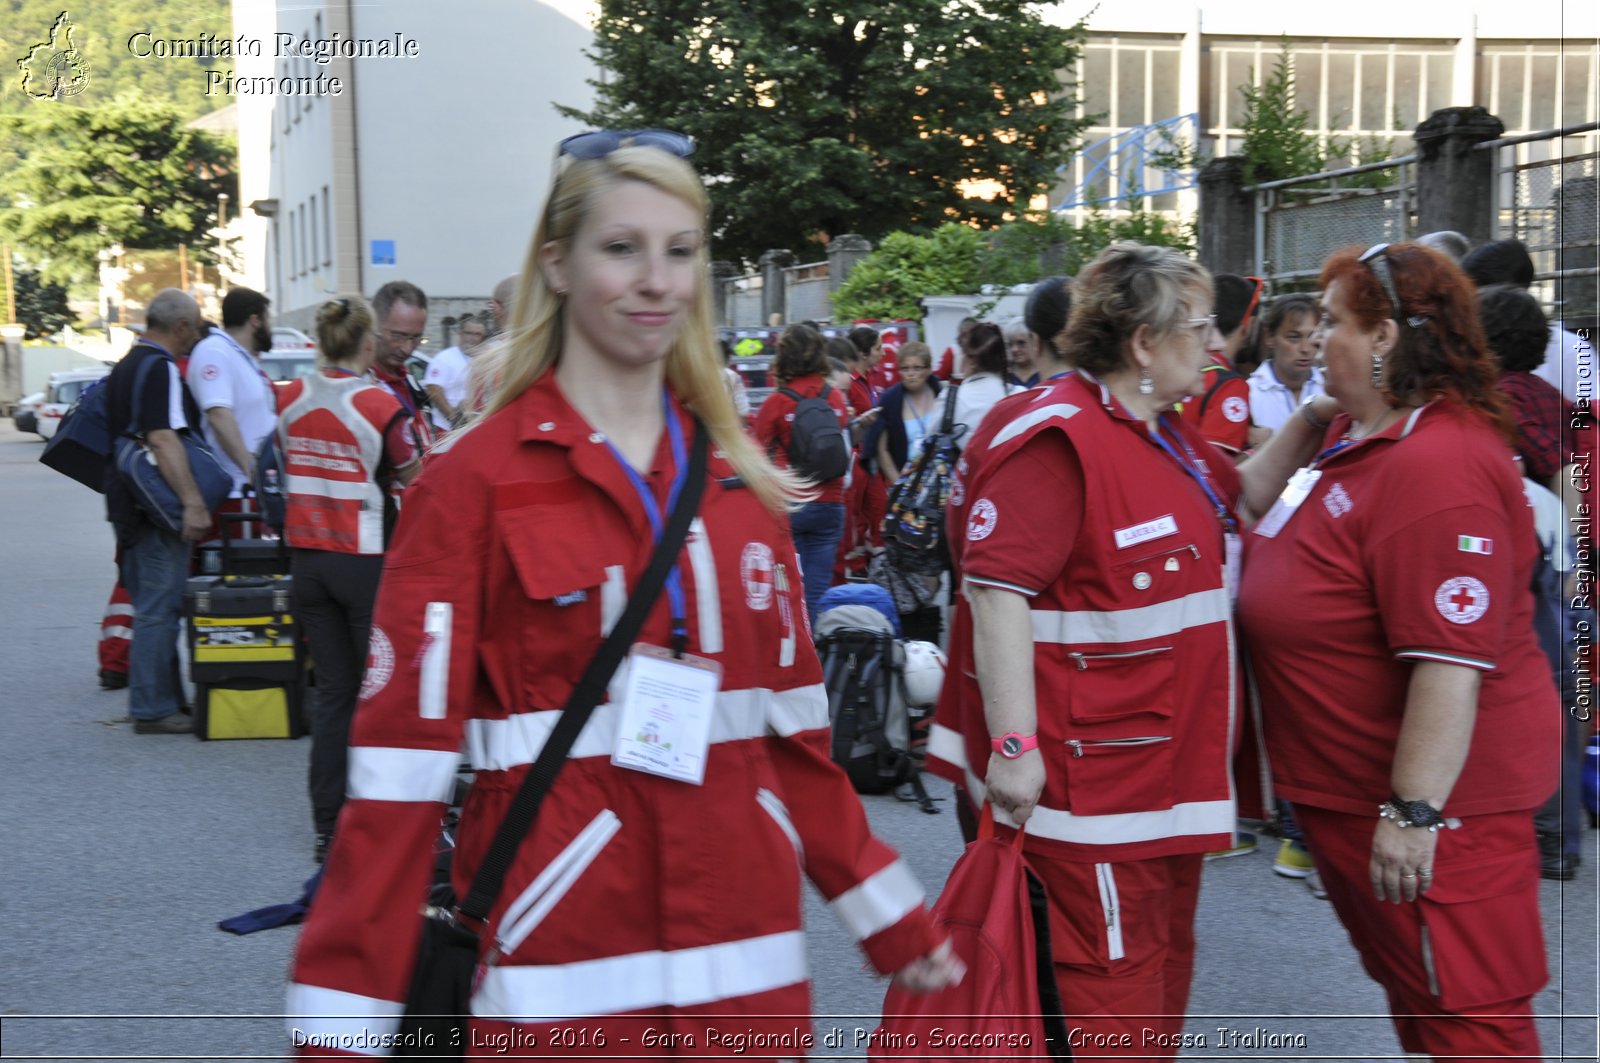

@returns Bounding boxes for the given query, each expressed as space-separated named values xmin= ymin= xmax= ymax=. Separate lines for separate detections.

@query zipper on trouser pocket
xmin=492 ymin=808 xmax=622 ymax=961
xmin=418 ymin=602 xmax=452 ymax=719
xmin=1095 ymin=862 xmax=1125 ymax=961
xmin=1067 ymin=736 xmax=1172 ymax=757
xmin=1067 ymin=646 xmax=1173 ymax=670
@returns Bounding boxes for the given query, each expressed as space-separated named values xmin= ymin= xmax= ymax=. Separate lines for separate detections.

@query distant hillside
xmin=2 ymin=0 xmax=233 ymax=120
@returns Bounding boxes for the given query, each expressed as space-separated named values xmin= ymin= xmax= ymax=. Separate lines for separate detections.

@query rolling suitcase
xmin=184 ymin=516 xmax=305 ymax=740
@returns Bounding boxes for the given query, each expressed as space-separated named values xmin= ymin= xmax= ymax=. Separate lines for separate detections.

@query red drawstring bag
xmin=871 ymin=806 xmax=1071 ymax=1060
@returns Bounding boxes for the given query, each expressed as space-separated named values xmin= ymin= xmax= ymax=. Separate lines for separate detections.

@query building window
xmin=309 ymin=191 xmax=318 ymax=273
xmin=289 ymin=205 xmax=298 ymax=278
xmin=322 ymin=185 xmax=333 ymax=267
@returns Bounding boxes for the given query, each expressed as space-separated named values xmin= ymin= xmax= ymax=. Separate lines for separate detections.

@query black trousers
xmin=292 ymin=548 xmax=385 ymax=835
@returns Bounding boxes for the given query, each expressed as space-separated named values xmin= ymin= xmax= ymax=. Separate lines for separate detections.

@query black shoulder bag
xmin=396 ymin=417 xmax=709 ymax=1057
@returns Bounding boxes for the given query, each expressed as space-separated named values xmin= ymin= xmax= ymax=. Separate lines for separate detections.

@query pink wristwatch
xmin=992 ymin=732 xmax=1039 ymax=759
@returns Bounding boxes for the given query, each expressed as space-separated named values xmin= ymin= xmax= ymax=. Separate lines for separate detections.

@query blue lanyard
xmin=1149 ymin=415 xmax=1237 ymax=535
xmin=601 ymin=391 xmax=690 ymax=653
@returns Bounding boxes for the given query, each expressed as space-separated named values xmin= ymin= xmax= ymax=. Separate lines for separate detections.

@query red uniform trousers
xmin=835 ymin=467 xmax=887 ymax=581
xmin=1033 ymin=850 xmax=1204 ymax=1060
xmin=1294 ymin=804 xmax=1546 ymax=1062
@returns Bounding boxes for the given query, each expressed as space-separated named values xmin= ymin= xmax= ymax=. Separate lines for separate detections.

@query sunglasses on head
xmin=1359 ymin=244 xmax=1429 ymax=329
xmin=557 ymin=129 xmax=695 ymax=160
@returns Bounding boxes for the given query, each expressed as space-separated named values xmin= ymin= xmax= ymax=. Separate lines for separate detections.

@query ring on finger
xmin=1400 ymin=873 xmax=1417 ymax=879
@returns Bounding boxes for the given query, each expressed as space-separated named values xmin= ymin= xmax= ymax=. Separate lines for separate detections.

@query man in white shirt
xmin=423 ymin=315 xmax=488 ymax=430
xmin=186 ymin=287 xmax=278 ymax=502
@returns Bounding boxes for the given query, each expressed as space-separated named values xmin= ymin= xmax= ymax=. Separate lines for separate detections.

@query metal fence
xmin=717 ymin=260 xmax=834 ymax=327
xmin=1483 ymin=123 xmax=1600 ymax=320
xmin=1252 ymin=156 xmax=1417 ymax=290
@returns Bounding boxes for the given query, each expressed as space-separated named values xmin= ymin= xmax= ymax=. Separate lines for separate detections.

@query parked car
xmin=36 ymin=368 xmax=111 ymax=441
xmin=13 ymin=390 xmax=44 ymax=436
xmin=271 ymin=326 xmax=317 ymax=352
xmin=259 ymin=350 xmax=318 ymax=391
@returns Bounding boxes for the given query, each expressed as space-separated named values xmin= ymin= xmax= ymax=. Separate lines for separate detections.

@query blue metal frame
xmin=1054 ymin=114 xmax=1200 ymax=211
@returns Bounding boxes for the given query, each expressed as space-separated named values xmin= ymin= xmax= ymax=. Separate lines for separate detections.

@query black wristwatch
xmin=1380 ymin=794 xmax=1446 ymax=830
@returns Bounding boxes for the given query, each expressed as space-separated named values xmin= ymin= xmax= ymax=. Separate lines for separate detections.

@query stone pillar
xmin=0 ymin=324 xmax=22 ymax=415
xmin=826 ymin=234 xmax=872 ymax=293
xmin=710 ymin=261 xmax=740 ymax=327
xmin=1413 ymin=106 xmax=1504 ymax=248
xmin=1197 ymin=156 xmax=1255 ymax=278
xmin=759 ymin=249 xmax=794 ymax=326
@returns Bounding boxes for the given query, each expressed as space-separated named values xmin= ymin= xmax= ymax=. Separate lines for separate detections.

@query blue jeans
xmin=789 ymin=502 xmax=845 ymax=625
xmin=120 ymin=524 xmax=190 ymax=720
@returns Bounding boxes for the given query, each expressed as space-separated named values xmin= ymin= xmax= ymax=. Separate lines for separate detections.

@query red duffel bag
xmin=871 ymin=806 xmax=1071 ymax=1061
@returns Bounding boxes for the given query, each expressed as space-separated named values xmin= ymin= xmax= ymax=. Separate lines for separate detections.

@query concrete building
xmin=1043 ymin=0 xmax=1598 ymax=214
xmin=229 ymin=0 xmax=597 ymax=338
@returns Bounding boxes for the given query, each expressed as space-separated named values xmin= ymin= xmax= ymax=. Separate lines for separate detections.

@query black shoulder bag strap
xmin=937 ymin=378 xmax=960 ymax=435
xmin=457 ymin=417 xmax=709 ymax=925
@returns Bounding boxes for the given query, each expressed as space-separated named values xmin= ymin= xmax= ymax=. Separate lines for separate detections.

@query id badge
xmin=1253 ymin=467 xmax=1322 ymax=539
xmin=611 ymin=644 xmax=723 ymax=785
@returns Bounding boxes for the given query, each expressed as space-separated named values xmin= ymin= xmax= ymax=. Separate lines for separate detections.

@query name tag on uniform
xmin=1113 ymin=514 xmax=1179 ymax=550
xmin=1254 ymin=468 xmax=1322 ymax=539
xmin=611 ymin=645 xmax=723 ymax=785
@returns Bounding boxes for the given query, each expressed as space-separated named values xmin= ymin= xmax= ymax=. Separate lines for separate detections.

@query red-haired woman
xmin=1237 ymin=243 xmax=1558 ymax=1058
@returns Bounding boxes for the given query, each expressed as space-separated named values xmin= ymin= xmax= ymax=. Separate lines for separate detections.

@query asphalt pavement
xmin=1 ymin=420 xmax=1594 ymax=1061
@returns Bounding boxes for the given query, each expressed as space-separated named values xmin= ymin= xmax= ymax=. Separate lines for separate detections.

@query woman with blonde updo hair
xmin=287 ymin=133 xmax=958 ymax=1054
xmin=275 ymin=294 xmax=421 ymax=862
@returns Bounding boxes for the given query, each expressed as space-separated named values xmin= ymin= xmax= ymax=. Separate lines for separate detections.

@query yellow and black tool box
xmin=184 ymin=528 xmax=306 ymax=740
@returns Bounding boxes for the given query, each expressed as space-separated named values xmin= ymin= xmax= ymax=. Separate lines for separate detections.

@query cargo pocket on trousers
xmin=1416 ymin=849 xmax=1547 ymax=1011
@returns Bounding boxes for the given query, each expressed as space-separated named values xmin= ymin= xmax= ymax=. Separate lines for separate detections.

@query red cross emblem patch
xmin=966 ymin=498 xmax=998 ymax=542
xmin=1434 ymin=576 xmax=1489 ymax=625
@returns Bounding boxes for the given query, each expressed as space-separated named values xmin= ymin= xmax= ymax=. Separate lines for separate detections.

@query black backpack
xmin=883 ymin=383 xmax=965 ymax=574
xmin=779 ymin=385 xmax=850 ymax=482
xmin=816 ymin=605 xmax=937 ymax=813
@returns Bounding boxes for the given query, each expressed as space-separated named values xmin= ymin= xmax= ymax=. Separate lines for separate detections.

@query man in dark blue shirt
xmin=103 ymin=289 xmax=209 ymax=734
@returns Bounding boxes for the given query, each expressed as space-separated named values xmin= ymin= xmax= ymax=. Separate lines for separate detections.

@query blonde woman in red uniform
xmin=286 ymin=132 xmax=957 ymax=1057
xmin=277 ymin=296 xmax=420 ymax=861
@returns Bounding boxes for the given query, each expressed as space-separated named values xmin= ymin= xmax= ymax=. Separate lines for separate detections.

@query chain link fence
xmin=1254 ymin=159 xmax=1416 ymax=290
xmin=1485 ymin=126 xmax=1600 ymax=320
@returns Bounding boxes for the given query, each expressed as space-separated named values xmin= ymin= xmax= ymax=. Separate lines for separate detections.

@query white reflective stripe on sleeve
xmin=988 ymin=402 xmax=1081 ymax=449
xmin=105 ymin=603 xmax=135 ymax=618
xmin=283 ymin=473 xmax=371 ymax=500
xmin=346 ymin=746 xmax=461 ymax=802
xmin=285 ymin=983 xmax=403 ymax=1055
xmin=756 ymin=787 xmax=805 ymax=864
xmin=419 ymin=602 xmax=452 ymax=719
xmin=600 ymin=565 xmax=626 ymax=636
xmin=102 ymin=625 xmax=134 ymax=641
xmin=467 ymin=686 xmax=827 ymax=768
xmin=1095 ymin=863 xmax=1125 ymax=961
xmin=686 ymin=518 xmax=723 ymax=654
xmin=472 ymin=931 xmax=806 ymax=1020
xmin=926 ymin=721 xmax=969 ymax=772
xmin=1030 ymin=588 xmax=1229 ymax=646
xmin=829 ymin=859 xmax=924 ymax=941
xmin=498 ymin=810 xmax=621 ymax=956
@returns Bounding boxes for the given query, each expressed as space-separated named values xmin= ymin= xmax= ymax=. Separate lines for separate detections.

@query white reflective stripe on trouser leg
xmin=1095 ymin=862 xmax=1125 ymax=962
xmin=346 ymin=746 xmax=462 ymax=802
xmin=472 ymin=931 xmax=807 ymax=1021
xmin=829 ymin=859 xmax=924 ymax=940
xmin=286 ymin=983 xmax=403 ymax=1055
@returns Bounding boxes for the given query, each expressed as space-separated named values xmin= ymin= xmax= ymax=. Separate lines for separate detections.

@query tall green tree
xmin=0 ymin=94 xmax=234 ymax=286
xmin=10 ymin=261 xmax=73 ymax=337
xmin=563 ymin=1 xmax=1091 ymax=266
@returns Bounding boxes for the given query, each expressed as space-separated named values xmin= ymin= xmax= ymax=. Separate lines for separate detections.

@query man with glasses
xmin=370 ymin=280 xmax=437 ymax=450
xmin=424 ymin=314 xmax=489 ymax=431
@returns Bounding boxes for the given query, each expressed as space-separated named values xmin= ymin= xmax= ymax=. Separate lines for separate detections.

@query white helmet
xmin=901 ymin=640 xmax=947 ymax=707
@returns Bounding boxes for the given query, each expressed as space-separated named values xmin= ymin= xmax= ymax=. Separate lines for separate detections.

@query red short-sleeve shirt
xmin=1177 ymin=360 xmax=1252 ymax=454
xmin=1237 ymin=404 xmax=1558 ymax=817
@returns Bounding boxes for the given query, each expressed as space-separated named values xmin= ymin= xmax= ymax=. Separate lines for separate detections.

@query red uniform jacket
xmin=287 ymin=374 xmax=937 ymax=1054
xmin=928 ymin=372 xmax=1243 ymax=862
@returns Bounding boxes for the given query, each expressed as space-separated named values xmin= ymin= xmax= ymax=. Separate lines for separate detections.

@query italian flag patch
xmin=1457 ymin=535 xmax=1493 ymax=555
